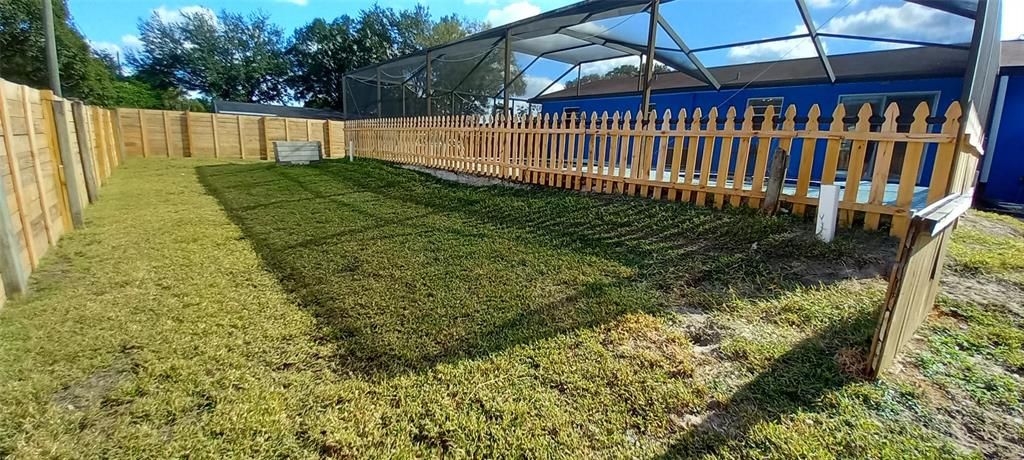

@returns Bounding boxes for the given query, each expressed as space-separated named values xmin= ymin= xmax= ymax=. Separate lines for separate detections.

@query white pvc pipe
xmin=816 ymin=185 xmax=841 ymax=243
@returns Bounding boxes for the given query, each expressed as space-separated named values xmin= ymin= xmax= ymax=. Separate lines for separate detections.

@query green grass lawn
xmin=0 ymin=158 xmax=1020 ymax=458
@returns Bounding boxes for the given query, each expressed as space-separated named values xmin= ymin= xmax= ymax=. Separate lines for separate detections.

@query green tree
xmin=130 ymin=9 xmax=290 ymax=103
xmin=565 ymin=63 xmax=669 ymax=88
xmin=0 ymin=0 xmax=120 ymax=105
xmin=288 ymin=5 xmax=521 ymax=115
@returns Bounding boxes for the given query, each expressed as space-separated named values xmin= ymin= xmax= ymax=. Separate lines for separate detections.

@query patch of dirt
xmin=400 ymin=165 xmax=527 ymax=188
xmin=894 ymin=344 xmax=1024 ymax=460
xmin=775 ymin=232 xmax=897 ymax=286
xmin=53 ymin=348 xmax=138 ymax=412
xmin=960 ymin=212 xmax=1024 ymax=239
xmin=941 ymin=271 xmax=1024 ymax=318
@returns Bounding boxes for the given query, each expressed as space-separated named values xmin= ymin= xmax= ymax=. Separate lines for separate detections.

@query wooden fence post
xmin=236 ymin=115 xmax=245 ymax=159
xmin=0 ymin=177 xmax=29 ymax=295
xmin=21 ymin=86 xmax=55 ymax=246
xmin=0 ymin=81 xmax=34 ymax=285
xmin=112 ymin=108 xmax=126 ymax=162
xmin=323 ymin=121 xmax=332 ymax=158
xmin=49 ymin=98 xmax=86 ymax=228
xmin=211 ymin=113 xmax=220 ymax=158
xmin=138 ymin=109 xmax=149 ymax=158
xmin=40 ymin=90 xmax=73 ymax=231
xmin=184 ymin=111 xmax=194 ymax=157
xmin=162 ymin=111 xmax=172 ymax=157
xmin=260 ymin=117 xmax=271 ymax=160
xmin=71 ymin=102 xmax=99 ymax=203
xmin=760 ymin=147 xmax=790 ymax=215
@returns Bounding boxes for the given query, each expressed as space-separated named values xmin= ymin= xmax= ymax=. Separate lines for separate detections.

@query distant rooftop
xmin=535 ymin=40 xmax=1024 ymax=101
xmin=212 ymin=100 xmax=347 ymax=120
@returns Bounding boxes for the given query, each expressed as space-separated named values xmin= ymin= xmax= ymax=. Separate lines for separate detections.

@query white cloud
xmin=88 ymin=34 xmax=144 ymax=55
xmin=580 ymin=56 xmax=640 ymax=76
xmin=275 ymin=0 xmax=308 ymax=5
xmin=89 ymin=40 xmax=122 ymax=55
xmin=153 ymin=5 xmax=216 ymax=24
xmin=485 ymin=1 xmax=541 ymax=26
xmin=121 ymin=34 xmax=143 ymax=49
xmin=465 ymin=0 xmax=497 ymax=4
xmin=1004 ymin=0 xmax=1024 ymax=40
xmin=523 ymin=75 xmax=564 ymax=96
xmin=822 ymin=2 xmax=972 ymax=44
xmin=727 ymin=25 xmax=818 ymax=63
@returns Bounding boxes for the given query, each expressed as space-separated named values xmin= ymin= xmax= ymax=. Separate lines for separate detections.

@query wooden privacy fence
xmin=0 ymin=78 xmax=121 ymax=303
xmin=346 ymin=102 xmax=979 ymax=236
xmin=868 ymin=193 xmax=972 ymax=377
xmin=114 ymin=108 xmax=346 ymax=160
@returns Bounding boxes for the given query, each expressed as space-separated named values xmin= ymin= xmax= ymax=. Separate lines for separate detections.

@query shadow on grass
xmin=196 ymin=159 xmax=891 ymax=380
xmin=662 ymin=307 xmax=879 ymax=457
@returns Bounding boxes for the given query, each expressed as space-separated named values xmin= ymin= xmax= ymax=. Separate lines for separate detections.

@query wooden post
xmin=284 ymin=118 xmax=291 ymax=141
xmin=260 ymin=117 xmax=271 ymax=160
xmin=323 ymin=121 xmax=332 ymax=158
xmin=184 ymin=111 xmax=194 ymax=157
xmin=40 ymin=90 xmax=73 ymax=231
xmin=211 ymin=113 xmax=220 ymax=158
xmin=21 ymin=86 xmax=55 ymax=246
xmin=49 ymin=99 xmax=85 ymax=228
xmin=162 ymin=110 xmax=172 ymax=156
xmin=0 ymin=176 xmax=29 ymax=295
xmin=0 ymin=81 xmax=37 ymax=269
xmin=760 ymin=147 xmax=790 ymax=215
xmin=112 ymin=108 xmax=126 ymax=162
xmin=306 ymin=119 xmax=312 ymax=141
xmin=71 ymin=102 xmax=99 ymax=203
xmin=237 ymin=115 xmax=245 ymax=159
xmin=138 ymin=109 xmax=149 ymax=157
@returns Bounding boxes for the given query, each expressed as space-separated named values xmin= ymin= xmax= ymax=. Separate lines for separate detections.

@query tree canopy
xmin=130 ymin=9 xmax=290 ymax=104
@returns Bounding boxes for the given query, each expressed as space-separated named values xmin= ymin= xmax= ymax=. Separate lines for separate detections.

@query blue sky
xmin=73 ymin=0 xmax=1023 ymax=99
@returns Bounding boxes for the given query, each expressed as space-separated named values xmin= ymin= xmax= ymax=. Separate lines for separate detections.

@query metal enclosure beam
xmin=426 ymin=51 xmax=433 ymax=116
xmin=639 ymin=0 xmax=660 ymax=118
xmin=503 ymin=29 xmax=512 ymax=115
xmin=794 ymin=0 xmax=836 ymax=83
xmin=656 ymin=15 xmax=721 ymax=89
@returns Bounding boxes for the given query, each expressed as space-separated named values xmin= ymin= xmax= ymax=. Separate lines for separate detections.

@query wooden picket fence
xmin=114 ymin=108 xmax=346 ymax=160
xmin=0 ymin=78 xmax=122 ymax=303
xmin=346 ymin=102 xmax=976 ymax=237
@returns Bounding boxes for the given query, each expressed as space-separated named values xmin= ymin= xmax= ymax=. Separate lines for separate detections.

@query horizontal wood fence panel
xmin=0 ymin=78 xmax=122 ymax=303
xmin=346 ymin=102 xmax=973 ymax=236
xmin=116 ymin=109 xmax=346 ymax=161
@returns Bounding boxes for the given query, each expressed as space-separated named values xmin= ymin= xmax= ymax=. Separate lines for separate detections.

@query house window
xmin=746 ymin=97 xmax=784 ymax=129
xmin=836 ymin=92 xmax=939 ymax=183
xmin=562 ymin=107 xmax=581 ymax=116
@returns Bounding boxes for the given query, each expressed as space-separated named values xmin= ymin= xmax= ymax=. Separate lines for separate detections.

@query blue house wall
xmin=539 ymin=77 xmax=964 ymax=187
xmin=983 ymin=72 xmax=1024 ymax=205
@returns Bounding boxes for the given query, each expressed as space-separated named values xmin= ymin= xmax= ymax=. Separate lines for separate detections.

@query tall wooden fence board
xmin=115 ymin=108 xmax=346 ymax=160
xmin=0 ymin=78 xmax=122 ymax=303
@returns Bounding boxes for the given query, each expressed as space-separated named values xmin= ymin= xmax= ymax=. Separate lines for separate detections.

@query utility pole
xmin=42 ymin=0 xmax=62 ymax=96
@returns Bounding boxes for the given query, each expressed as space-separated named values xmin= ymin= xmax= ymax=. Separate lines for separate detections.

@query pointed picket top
xmin=706 ymin=107 xmax=719 ymax=133
xmin=911 ymin=102 xmax=930 ymax=128
xmin=724 ymin=106 xmax=737 ymax=129
xmin=855 ymin=103 xmax=873 ymax=130
xmin=741 ymin=104 xmax=756 ymax=129
xmin=829 ymin=103 xmax=847 ymax=130
xmin=588 ymin=111 xmax=599 ymax=130
xmin=944 ymin=100 xmax=963 ymax=123
xmin=782 ymin=104 xmax=797 ymax=131
xmin=691 ymin=107 xmax=703 ymax=131
xmin=761 ymin=104 xmax=777 ymax=131
xmin=806 ymin=104 xmax=821 ymax=131
xmin=882 ymin=102 xmax=900 ymax=130
xmin=675 ymin=108 xmax=687 ymax=132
